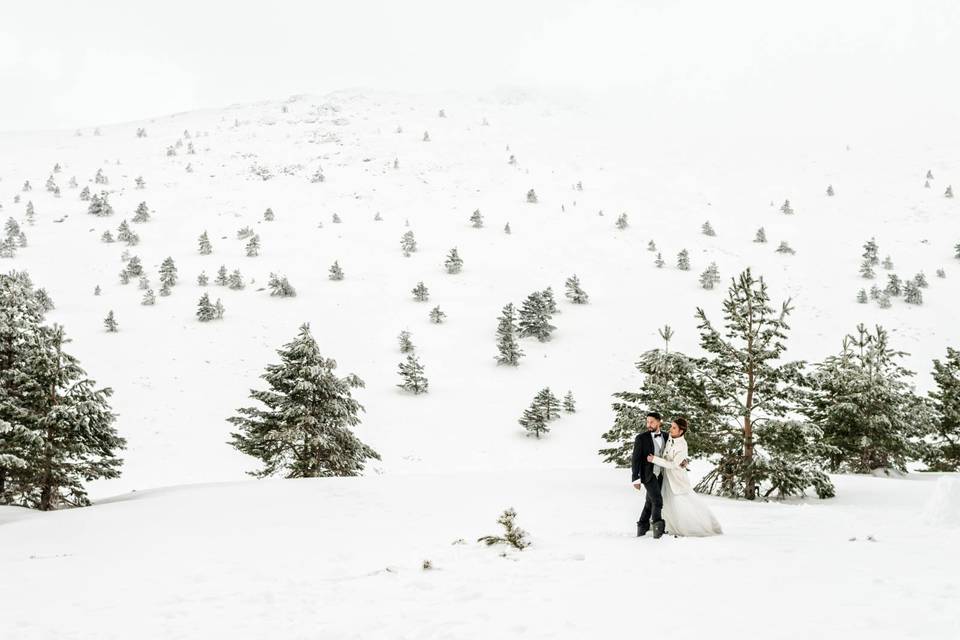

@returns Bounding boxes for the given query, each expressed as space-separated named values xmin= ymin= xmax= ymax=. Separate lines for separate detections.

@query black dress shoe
xmin=637 ymin=522 xmax=649 ymax=537
xmin=652 ymin=520 xmax=665 ymax=539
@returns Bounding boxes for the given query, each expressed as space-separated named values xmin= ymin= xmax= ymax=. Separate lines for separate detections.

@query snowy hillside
xmin=1 ymin=89 xmax=958 ymax=494
xmin=2 ymin=88 xmax=960 ymax=639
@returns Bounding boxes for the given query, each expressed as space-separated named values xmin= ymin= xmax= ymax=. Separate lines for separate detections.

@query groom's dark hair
xmin=646 ymin=411 xmax=662 ymax=421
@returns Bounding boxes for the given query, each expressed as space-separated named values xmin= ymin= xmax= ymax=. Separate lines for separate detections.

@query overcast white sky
xmin=2 ymin=0 xmax=959 ymax=133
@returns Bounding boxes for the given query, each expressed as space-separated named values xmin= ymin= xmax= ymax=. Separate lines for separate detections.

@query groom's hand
xmin=646 ymin=454 xmax=654 ymax=462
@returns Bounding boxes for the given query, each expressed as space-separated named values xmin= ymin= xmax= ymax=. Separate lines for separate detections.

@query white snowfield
xmin=1 ymin=87 xmax=959 ymax=639
xmin=1 ymin=470 xmax=958 ymax=640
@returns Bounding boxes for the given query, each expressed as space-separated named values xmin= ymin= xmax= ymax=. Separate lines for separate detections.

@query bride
xmin=647 ymin=417 xmax=723 ymax=537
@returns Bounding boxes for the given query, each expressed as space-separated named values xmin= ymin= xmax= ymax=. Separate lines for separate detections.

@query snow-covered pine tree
xmin=470 ymin=209 xmax=484 ymax=228
xmin=429 ymin=306 xmax=446 ymax=324
xmin=124 ymin=256 xmax=143 ymax=277
xmin=197 ymin=271 xmax=208 ymax=286
xmin=94 ymin=285 xmax=101 ymax=296
xmin=881 ymin=255 xmax=894 ymax=270
xmin=12 ymin=323 xmax=125 ymax=509
xmin=946 ymin=185 xmax=954 ymax=198
xmin=904 ymin=280 xmax=923 ymax=304
xmin=135 ymin=176 xmax=145 ymax=189
xmin=754 ymin=227 xmax=767 ymax=243
xmin=94 ymin=169 xmax=108 ymax=185
xmin=826 ymin=184 xmax=835 ymax=196
xmin=859 ymin=259 xmax=875 ymax=279
xmin=923 ymin=347 xmax=960 ymax=471
xmin=862 ymin=237 xmax=879 ymax=266
xmin=564 ymin=274 xmax=589 ymax=304
xmin=776 ymin=241 xmax=796 ymax=255
xmin=104 ymin=311 xmax=118 ymax=332
xmin=45 ymin=175 xmax=57 ymax=193
xmin=214 ymin=299 xmax=225 ymax=319
xmin=495 ymin=303 xmax=523 ymax=366
xmin=236 ymin=226 xmax=254 ymax=240
xmin=504 ymin=222 xmax=511 ymax=234
xmin=914 ymin=272 xmax=928 ymax=288
xmin=780 ymin=199 xmax=794 ymax=215
xmin=69 ymin=176 xmax=78 ymax=189
xmin=518 ymin=291 xmax=556 ymax=341
xmin=228 ymin=324 xmax=380 ymax=477
xmin=245 ymin=234 xmax=261 ymax=257
xmin=215 ymin=265 xmax=228 ymax=286
xmin=412 ymin=281 xmax=429 ymax=302
xmin=132 ymin=201 xmax=150 ymax=223
xmin=267 ymin=273 xmax=296 ymax=297
xmin=332 ymin=213 xmax=341 ymax=224
xmin=677 ymin=249 xmax=690 ymax=271
xmin=804 ymin=324 xmax=932 ymax=474
xmin=137 ymin=275 xmax=150 ymax=291
xmin=526 ymin=189 xmax=538 ymax=203
xmin=885 ymin=274 xmax=902 ymax=296
xmin=647 ymin=240 xmax=657 ymax=252
xmin=264 ymin=208 xmax=274 ymax=221
xmin=423 ymin=131 xmax=431 ymax=142
xmin=927 ymin=169 xmax=934 ymax=180
xmin=228 ymin=269 xmax=245 ymax=290
xmin=699 ymin=262 xmax=721 ymax=289
xmin=398 ymin=330 xmax=414 ymax=354
xmin=534 ymin=388 xmax=561 ymax=421
xmin=401 ymin=230 xmax=417 ymax=256
xmin=477 ymin=507 xmax=531 ymax=550
xmin=655 ymin=252 xmax=664 ymax=268
xmin=541 ymin=287 xmax=558 ymax=315
xmin=328 ymin=261 xmax=344 ymax=281
xmin=702 ymin=221 xmax=716 ymax=236
xmin=615 ymin=213 xmax=628 ymax=230
xmin=563 ymin=391 xmax=576 ymax=413
xmin=159 ymin=257 xmax=177 ymax=289
xmin=198 ymin=231 xmax=213 ymax=255
xmin=878 ymin=292 xmax=892 ymax=308
xmin=142 ymin=289 xmax=156 ymax=305
xmin=397 ymin=354 xmax=429 ymax=394
xmin=518 ymin=402 xmax=549 ymax=438
xmin=869 ymin=284 xmax=881 ymax=301
xmin=196 ymin=293 xmax=217 ymax=321
xmin=924 ymin=180 xmax=931 ymax=188
xmin=691 ymin=269 xmax=831 ymax=499
xmin=87 ymin=192 xmax=114 ymax=217
xmin=936 ymin=268 xmax=946 ymax=278
xmin=444 ymin=248 xmax=463 ymax=274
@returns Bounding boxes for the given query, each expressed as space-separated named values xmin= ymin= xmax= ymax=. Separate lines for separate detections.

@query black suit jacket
xmin=631 ymin=430 xmax=668 ymax=484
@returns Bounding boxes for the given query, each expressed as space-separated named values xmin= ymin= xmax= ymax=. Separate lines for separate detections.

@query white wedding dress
xmin=651 ymin=435 xmax=723 ymax=537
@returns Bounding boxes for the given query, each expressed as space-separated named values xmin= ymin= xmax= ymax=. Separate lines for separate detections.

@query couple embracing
xmin=631 ymin=412 xmax=723 ymax=538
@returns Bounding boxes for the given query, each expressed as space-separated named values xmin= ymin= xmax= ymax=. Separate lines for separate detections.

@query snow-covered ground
xmin=2 ymin=86 xmax=959 ymax=638
xmin=2 ymin=469 xmax=958 ymax=640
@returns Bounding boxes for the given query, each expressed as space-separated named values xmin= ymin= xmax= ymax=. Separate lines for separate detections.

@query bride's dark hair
xmin=672 ymin=417 xmax=688 ymax=435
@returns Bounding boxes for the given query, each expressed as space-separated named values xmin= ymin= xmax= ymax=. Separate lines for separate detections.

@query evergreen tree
xmin=429 ymin=306 xmax=446 ymax=324
xmin=701 ymin=221 xmax=716 ymax=236
xmin=526 ymin=189 xmax=538 ymax=203
xmin=245 ymin=234 xmax=261 ymax=257
xmin=159 ymin=257 xmax=177 ymax=288
xmin=197 ymin=271 xmax=208 ymax=286
xmin=647 ymin=240 xmax=657 ymax=252
xmin=775 ymin=241 xmax=796 ymax=255
xmin=563 ymin=391 xmax=576 ymax=413
xmin=885 ymin=274 xmax=902 ymax=296
xmin=780 ymin=199 xmax=794 ymax=215
xmin=616 ymin=213 xmax=628 ymax=230
xmin=914 ymin=272 xmax=928 ymax=288
xmin=94 ymin=169 xmax=108 ymax=185
xmin=124 ymin=256 xmax=143 ymax=278
xmin=927 ymin=169 xmax=934 ymax=180
xmin=923 ymin=347 xmax=960 ymax=471
xmin=196 ymin=293 xmax=218 ymax=321
xmin=94 ymin=285 xmax=101 ymax=296
xmin=444 ymin=248 xmax=463 ymax=274
xmin=397 ymin=354 xmax=429 ymax=394
xmin=881 ymin=256 xmax=894 ymax=270
xmin=477 ymin=507 xmax=531 ymax=550
xmin=412 ymin=281 xmax=429 ymax=302
xmin=862 ymin=238 xmax=879 ymax=266
xmin=401 ymin=230 xmax=417 ymax=256
xmin=936 ymin=268 xmax=946 ymax=279
xmin=135 ymin=176 xmax=145 ymax=189
xmin=691 ymin=270 xmax=831 ymax=499
xmin=104 ymin=311 xmax=118 ymax=332
xmin=904 ymin=280 xmax=923 ymax=304
xmin=332 ymin=213 xmax=341 ymax=224
xmin=470 ymin=209 xmax=484 ymax=228
xmin=141 ymin=289 xmax=156 ymax=305
xmin=534 ymin=388 xmax=561 ymax=421
xmin=826 ymin=184 xmax=834 ymax=196
xmin=398 ymin=330 xmax=414 ymax=354
xmin=517 ymin=291 xmax=556 ymax=342
xmin=754 ymin=227 xmax=767 ymax=243
xmin=541 ymin=287 xmax=558 ymax=315
xmin=264 ymin=208 xmax=275 ymax=221
xmin=654 ymin=252 xmax=664 ymax=268
xmin=495 ymin=303 xmax=523 ymax=366
xmin=805 ymin=324 xmax=932 ymax=474
xmin=946 ymin=185 xmax=954 ymax=198
xmin=215 ymin=265 xmax=229 ymax=286
xmin=423 ymin=131 xmax=431 ymax=142
xmin=87 ymin=192 xmax=114 ymax=217
xmin=214 ymin=299 xmax=225 ymax=319
xmin=267 ymin=273 xmax=296 ymax=297
xmin=676 ymin=249 xmax=690 ymax=271
xmin=228 ymin=269 xmax=245 ymax=290
xmin=198 ymin=231 xmax=213 ymax=255
xmin=328 ymin=261 xmax=344 ymax=281
xmin=699 ymin=262 xmax=721 ymax=289
xmin=504 ymin=222 xmax=511 ymax=235
xmin=132 ymin=202 xmax=150 ymax=223
xmin=859 ymin=259 xmax=875 ymax=279
xmin=518 ymin=402 xmax=549 ymax=438
xmin=237 ymin=226 xmax=255 ymax=240
xmin=878 ymin=292 xmax=892 ymax=308
xmin=228 ymin=324 xmax=379 ymax=477
xmin=564 ymin=274 xmax=589 ymax=304
xmin=79 ymin=186 xmax=91 ymax=201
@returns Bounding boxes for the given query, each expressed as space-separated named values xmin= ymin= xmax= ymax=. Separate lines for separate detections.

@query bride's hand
xmin=646 ymin=454 xmax=654 ymax=462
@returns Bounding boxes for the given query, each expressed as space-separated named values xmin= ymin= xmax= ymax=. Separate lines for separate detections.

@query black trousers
xmin=638 ymin=473 xmax=664 ymax=525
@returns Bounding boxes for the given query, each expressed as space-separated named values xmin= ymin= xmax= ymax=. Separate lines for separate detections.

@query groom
xmin=632 ymin=411 xmax=669 ymax=539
